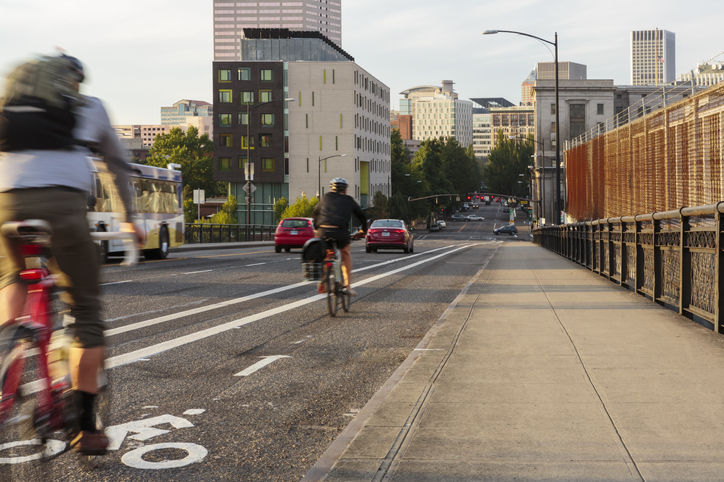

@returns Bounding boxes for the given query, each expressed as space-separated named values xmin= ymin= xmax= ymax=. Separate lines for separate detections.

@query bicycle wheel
xmin=340 ymin=285 xmax=351 ymax=312
xmin=325 ymin=265 xmax=337 ymax=317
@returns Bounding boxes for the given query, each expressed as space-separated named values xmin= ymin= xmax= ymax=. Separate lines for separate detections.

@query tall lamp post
xmin=484 ymin=30 xmax=561 ymax=225
xmin=245 ymin=97 xmax=294 ymax=229
xmin=318 ymin=154 xmax=347 ymax=198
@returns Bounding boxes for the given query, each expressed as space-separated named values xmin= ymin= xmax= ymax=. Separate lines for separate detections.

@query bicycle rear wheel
xmin=340 ymin=286 xmax=351 ymax=312
xmin=325 ymin=266 xmax=337 ymax=317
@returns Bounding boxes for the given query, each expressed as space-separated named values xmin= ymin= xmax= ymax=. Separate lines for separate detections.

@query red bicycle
xmin=0 ymin=220 xmax=137 ymax=477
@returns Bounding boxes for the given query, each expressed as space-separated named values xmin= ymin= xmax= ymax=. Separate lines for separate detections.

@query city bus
xmin=87 ymin=159 xmax=184 ymax=261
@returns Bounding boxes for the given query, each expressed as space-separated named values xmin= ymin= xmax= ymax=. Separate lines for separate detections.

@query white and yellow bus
xmin=88 ymin=159 xmax=184 ymax=261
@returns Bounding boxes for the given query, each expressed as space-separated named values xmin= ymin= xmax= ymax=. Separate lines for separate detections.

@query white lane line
xmin=183 ymin=270 xmax=213 ymax=275
xmin=106 ymin=299 xmax=209 ymax=322
xmin=105 ymin=245 xmax=455 ymax=338
xmin=246 ymin=263 xmax=266 ymax=267
xmin=105 ymin=244 xmax=475 ymax=369
xmin=101 ymin=280 xmax=133 ymax=286
xmin=234 ymin=356 xmax=291 ymax=377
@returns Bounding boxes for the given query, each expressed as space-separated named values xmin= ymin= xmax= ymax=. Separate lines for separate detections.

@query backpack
xmin=302 ymin=237 xmax=326 ymax=264
xmin=0 ymin=55 xmax=84 ymax=152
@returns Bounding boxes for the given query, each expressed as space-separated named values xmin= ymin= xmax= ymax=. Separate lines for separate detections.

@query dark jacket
xmin=313 ymin=191 xmax=367 ymax=233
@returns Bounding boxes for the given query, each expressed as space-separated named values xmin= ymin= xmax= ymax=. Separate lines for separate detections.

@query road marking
xmin=413 ymin=348 xmax=444 ymax=351
xmin=104 ymin=246 xmax=455 ymax=338
xmin=197 ymin=250 xmax=273 ymax=258
xmin=101 ymin=280 xmax=133 ymax=286
xmin=122 ymin=443 xmax=208 ymax=469
xmin=106 ymin=299 xmax=209 ymax=322
xmin=183 ymin=269 xmax=213 ymax=275
xmin=104 ymin=244 xmax=476 ymax=369
xmin=183 ymin=409 xmax=206 ymax=415
xmin=234 ymin=355 xmax=291 ymax=377
xmin=246 ymin=263 xmax=266 ymax=267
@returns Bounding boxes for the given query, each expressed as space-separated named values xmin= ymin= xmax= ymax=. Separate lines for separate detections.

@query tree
xmin=483 ymin=131 xmax=535 ymax=198
xmin=145 ymin=126 xmax=225 ymax=199
xmin=367 ymin=191 xmax=389 ymax=220
xmin=388 ymin=191 xmax=411 ymax=223
xmin=273 ymin=197 xmax=289 ymax=223
xmin=281 ymin=196 xmax=319 ymax=219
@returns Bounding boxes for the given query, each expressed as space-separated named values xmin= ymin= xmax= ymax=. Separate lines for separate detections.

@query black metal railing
xmin=184 ymin=223 xmax=276 ymax=244
xmin=534 ymin=203 xmax=724 ymax=333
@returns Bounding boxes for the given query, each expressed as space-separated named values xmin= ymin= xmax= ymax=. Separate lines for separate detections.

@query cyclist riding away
xmin=312 ymin=177 xmax=367 ymax=296
xmin=0 ymin=53 xmax=144 ymax=454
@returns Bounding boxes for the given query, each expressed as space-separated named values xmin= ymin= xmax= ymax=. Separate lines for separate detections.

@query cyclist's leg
xmin=0 ymin=192 xmax=27 ymax=328
xmin=336 ymin=234 xmax=355 ymax=294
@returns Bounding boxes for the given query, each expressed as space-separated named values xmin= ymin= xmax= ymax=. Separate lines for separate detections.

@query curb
xmin=171 ymin=241 xmax=275 ymax=253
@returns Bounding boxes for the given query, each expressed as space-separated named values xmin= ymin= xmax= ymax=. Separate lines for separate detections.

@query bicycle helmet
xmin=330 ymin=177 xmax=348 ymax=193
xmin=60 ymin=53 xmax=85 ymax=83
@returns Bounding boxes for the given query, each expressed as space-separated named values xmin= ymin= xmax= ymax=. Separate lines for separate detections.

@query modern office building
xmin=536 ymin=62 xmax=587 ymax=80
xmin=113 ymin=125 xmax=172 ymax=148
xmin=212 ymin=29 xmax=389 ymax=224
xmin=399 ymin=81 xmax=473 ymax=147
xmin=521 ymin=70 xmax=536 ymax=106
xmin=161 ymin=100 xmax=212 ymax=126
xmin=213 ymin=0 xmax=342 ymax=61
xmin=471 ymin=107 xmax=492 ymax=164
xmin=630 ymin=29 xmax=675 ymax=85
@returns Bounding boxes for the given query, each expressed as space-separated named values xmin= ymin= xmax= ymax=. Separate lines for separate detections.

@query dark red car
xmin=365 ymin=219 xmax=414 ymax=254
xmin=275 ymin=217 xmax=315 ymax=252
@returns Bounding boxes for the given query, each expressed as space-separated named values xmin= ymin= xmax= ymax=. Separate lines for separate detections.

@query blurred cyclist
xmin=312 ymin=177 xmax=367 ymax=296
xmin=0 ymin=53 xmax=144 ymax=454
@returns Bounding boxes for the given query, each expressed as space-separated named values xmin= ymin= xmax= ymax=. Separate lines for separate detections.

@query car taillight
xmin=369 ymin=229 xmax=379 ymax=234
xmin=393 ymin=229 xmax=404 ymax=234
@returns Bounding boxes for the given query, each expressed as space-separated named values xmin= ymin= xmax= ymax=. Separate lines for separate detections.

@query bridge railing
xmin=184 ymin=223 xmax=276 ymax=244
xmin=534 ymin=203 xmax=724 ymax=333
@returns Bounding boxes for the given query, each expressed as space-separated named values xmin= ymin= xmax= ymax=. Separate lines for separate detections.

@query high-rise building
xmin=536 ymin=62 xmax=587 ymax=80
xmin=399 ymin=81 xmax=473 ymax=147
xmin=521 ymin=70 xmax=536 ymax=106
xmin=213 ymin=0 xmax=342 ymax=61
xmin=630 ymin=29 xmax=675 ymax=85
xmin=472 ymin=108 xmax=491 ymax=163
xmin=212 ymin=29 xmax=389 ymax=223
xmin=161 ymin=100 xmax=213 ymax=126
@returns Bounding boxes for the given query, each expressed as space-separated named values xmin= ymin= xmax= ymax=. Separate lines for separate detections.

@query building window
xmin=261 ymin=158 xmax=274 ymax=171
xmin=319 ymin=136 xmax=322 ymax=151
xmin=220 ymin=134 xmax=233 ymax=147
xmin=312 ymin=91 xmax=315 ymax=106
xmin=219 ymin=90 xmax=232 ymax=103
xmin=332 ymin=69 xmax=335 ymax=84
xmin=284 ymin=157 xmax=289 ymax=175
xmin=323 ymin=69 xmax=326 ymax=84
xmin=340 ymin=113 xmax=343 ymax=128
xmin=306 ymin=114 xmax=308 ymax=128
xmin=238 ymin=112 xmax=248 ymax=125
xmin=335 ymin=136 xmax=338 ymax=151
xmin=259 ymin=90 xmax=272 ymax=103
xmin=550 ymin=103 xmax=556 ymax=115
xmin=597 ymin=103 xmax=604 ymax=115
xmin=261 ymin=70 xmax=273 ymax=81
xmin=570 ymin=104 xmax=586 ymax=138
xmin=259 ymin=134 xmax=272 ymax=147
xmin=306 ymin=157 xmax=309 ymax=173
xmin=238 ymin=68 xmax=250 ymax=81
xmin=261 ymin=113 xmax=274 ymax=126
xmin=219 ymin=70 xmax=232 ymax=82
xmin=219 ymin=157 xmax=232 ymax=171
xmin=298 ymin=92 xmax=301 ymax=106
xmin=241 ymin=92 xmax=254 ymax=104
xmin=241 ymin=136 xmax=254 ymax=149
xmin=219 ymin=114 xmax=232 ymax=127
xmin=239 ymin=155 xmax=248 ymax=170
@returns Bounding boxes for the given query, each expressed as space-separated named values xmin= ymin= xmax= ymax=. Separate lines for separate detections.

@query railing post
xmin=653 ymin=217 xmax=663 ymax=306
xmin=607 ymin=219 xmax=614 ymax=281
xmin=619 ymin=220 xmax=626 ymax=287
xmin=636 ymin=217 xmax=644 ymax=294
xmin=716 ymin=206 xmax=723 ymax=333
xmin=679 ymin=210 xmax=692 ymax=319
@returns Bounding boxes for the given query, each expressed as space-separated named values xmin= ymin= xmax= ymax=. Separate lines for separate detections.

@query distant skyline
xmin=1 ymin=0 xmax=722 ymax=125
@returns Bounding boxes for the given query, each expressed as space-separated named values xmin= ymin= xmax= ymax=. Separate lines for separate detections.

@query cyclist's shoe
xmin=343 ymin=286 xmax=357 ymax=297
xmin=317 ymin=282 xmax=326 ymax=294
xmin=70 ymin=430 xmax=109 ymax=455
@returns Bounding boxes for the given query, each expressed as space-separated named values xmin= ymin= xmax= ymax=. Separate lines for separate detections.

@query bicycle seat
xmin=1 ymin=220 xmax=52 ymax=246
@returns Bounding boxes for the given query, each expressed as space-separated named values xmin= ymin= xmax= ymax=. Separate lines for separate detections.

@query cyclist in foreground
xmin=312 ymin=177 xmax=367 ymax=296
xmin=0 ymin=53 xmax=144 ymax=454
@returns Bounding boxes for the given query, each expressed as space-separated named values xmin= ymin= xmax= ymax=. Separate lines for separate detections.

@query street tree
xmin=483 ymin=131 xmax=535 ymax=198
xmin=281 ymin=196 xmax=318 ymax=219
xmin=367 ymin=191 xmax=389 ymax=221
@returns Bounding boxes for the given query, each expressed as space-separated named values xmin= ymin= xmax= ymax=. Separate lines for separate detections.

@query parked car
xmin=436 ymin=220 xmax=447 ymax=228
xmin=494 ymin=224 xmax=518 ymax=235
xmin=451 ymin=214 xmax=467 ymax=222
xmin=429 ymin=222 xmax=440 ymax=232
xmin=466 ymin=215 xmax=484 ymax=221
xmin=274 ymin=217 xmax=315 ymax=252
xmin=366 ymin=219 xmax=414 ymax=253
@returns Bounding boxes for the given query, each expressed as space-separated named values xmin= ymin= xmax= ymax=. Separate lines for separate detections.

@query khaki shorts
xmin=0 ymin=188 xmax=103 ymax=348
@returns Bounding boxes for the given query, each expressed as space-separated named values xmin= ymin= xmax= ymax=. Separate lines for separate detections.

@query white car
xmin=466 ymin=215 xmax=484 ymax=221
xmin=436 ymin=220 xmax=447 ymax=228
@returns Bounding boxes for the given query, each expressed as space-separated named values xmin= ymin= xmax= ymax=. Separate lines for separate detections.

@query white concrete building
xmin=113 ymin=125 xmax=171 ymax=148
xmin=472 ymin=109 xmax=491 ymax=163
xmin=399 ymin=81 xmax=473 ymax=148
xmin=288 ymin=62 xmax=390 ymax=209
xmin=213 ymin=0 xmax=342 ymax=60
xmin=630 ymin=29 xmax=675 ymax=85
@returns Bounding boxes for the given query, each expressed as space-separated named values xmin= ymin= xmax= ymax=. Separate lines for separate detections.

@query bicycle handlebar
xmin=90 ymin=231 xmax=139 ymax=266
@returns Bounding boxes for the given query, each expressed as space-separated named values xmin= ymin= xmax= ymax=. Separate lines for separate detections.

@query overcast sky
xmin=1 ymin=0 xmax=722 ymax=125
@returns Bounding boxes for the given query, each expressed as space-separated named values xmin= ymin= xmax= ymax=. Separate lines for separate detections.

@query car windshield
xmin=281 ymin=219 xmax=309 ymax=228
xmin=371 ymin=220 xmax=403 ymax=228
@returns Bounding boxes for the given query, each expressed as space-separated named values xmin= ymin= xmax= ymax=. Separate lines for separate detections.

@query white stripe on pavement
xmin=183 ymin=270 xmax=213 ymax=275
xmin=234 ymin=356 xmax=291 ymax=377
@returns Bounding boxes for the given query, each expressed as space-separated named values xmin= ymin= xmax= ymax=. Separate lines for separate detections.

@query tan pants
xmin=0 ymin=188 xmax=103 ymax=348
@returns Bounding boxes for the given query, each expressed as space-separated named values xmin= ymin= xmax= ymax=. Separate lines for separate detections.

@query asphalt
xmin=301 ymin=241 xmax=724 ymax=482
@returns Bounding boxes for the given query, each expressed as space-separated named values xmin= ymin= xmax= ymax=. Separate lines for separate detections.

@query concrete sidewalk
xmin=305 ymin=242 xmax=724 ymax=482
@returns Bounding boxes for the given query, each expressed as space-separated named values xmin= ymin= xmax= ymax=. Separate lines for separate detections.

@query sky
xmin=1 ymin=0 xmax=722 ymax=125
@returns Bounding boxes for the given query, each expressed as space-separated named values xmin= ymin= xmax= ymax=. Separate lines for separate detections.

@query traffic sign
xmin=243 ymin=182 xmax=257 ymax=194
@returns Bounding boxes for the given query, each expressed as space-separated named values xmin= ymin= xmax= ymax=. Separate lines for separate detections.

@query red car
xmin=365 ymin=219 xmax=414 ymax=254
xmin=275 ymin=217 xmax=315 ymax=252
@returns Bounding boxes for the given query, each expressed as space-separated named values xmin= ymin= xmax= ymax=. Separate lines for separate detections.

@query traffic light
xmin=467 ymin=196 xmax=471 ymax=201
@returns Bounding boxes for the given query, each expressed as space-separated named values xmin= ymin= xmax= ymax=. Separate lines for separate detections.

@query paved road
xmin=8 ymin=226 xmax=509 ymax=481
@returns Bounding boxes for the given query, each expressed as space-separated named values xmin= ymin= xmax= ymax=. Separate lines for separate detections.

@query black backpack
xmin=0 ymin=56 xmax=83 ymax=152
xmin=302 ymin=237 xmax=326 ymax=264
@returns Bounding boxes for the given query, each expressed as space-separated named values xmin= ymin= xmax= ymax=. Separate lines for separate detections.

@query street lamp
xmin=484 ymin=29 xmax=561 ymax=225
xmin=245 ymin=97 xmax=294 ymax=228
xmin=318 ymin=154 xmax=348 ymax=199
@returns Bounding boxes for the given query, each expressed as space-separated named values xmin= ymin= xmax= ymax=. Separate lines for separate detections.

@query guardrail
xmin=184 ymin=223 xmax=276 ymax=244
xmin=533 ymin=203 xmax=724 ymax=333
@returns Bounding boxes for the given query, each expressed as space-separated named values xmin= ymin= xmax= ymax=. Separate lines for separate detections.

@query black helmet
xmin=330 ymin=177 xmax=348 ymax=192
xmin=60 ymin=54 xmax=84 ymax=83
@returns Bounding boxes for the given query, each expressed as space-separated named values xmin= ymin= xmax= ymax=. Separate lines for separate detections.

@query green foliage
xmin=367 ymin=191 xmax=389 ymax=220
xmin=483 ymin=131 xmax=535 ymax=198
xmin=145 ymin=126 xmax=225 ymax=199
xmin=388 ymin=191 xmax=411 ymax=223
xmin=183 ymin=197 xmax=195 ymax=223
xmin=281 ymin=196 xmax=318 ymax=219
xmin=273 ymin=197 xmax=289 ymax=223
